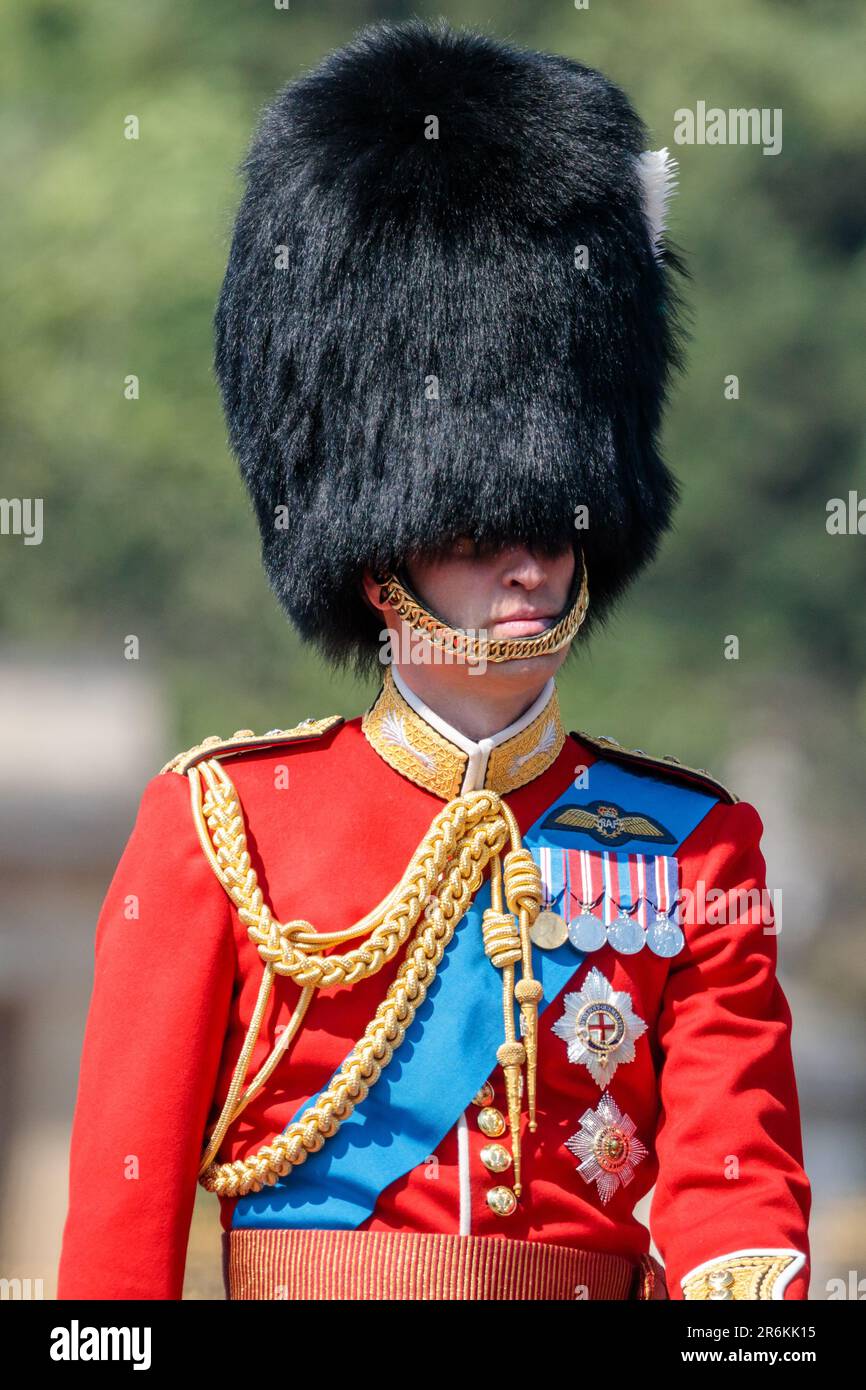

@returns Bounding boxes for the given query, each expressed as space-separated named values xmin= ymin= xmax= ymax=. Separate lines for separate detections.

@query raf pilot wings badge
xmin=542 ymin=800 xmax=676 ymax=848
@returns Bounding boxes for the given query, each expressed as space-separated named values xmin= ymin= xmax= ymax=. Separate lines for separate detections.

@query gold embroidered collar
xmin=362 ymin=666 xmax=566 ymax=800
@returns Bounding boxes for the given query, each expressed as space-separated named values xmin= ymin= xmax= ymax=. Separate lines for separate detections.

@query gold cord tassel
xmin=503 ymin=847 xmax=544 ymax=1131
xmin=483 ymin=840 xmax=544 ymax=1196
xmin=481 ymin=862 xmax=525 ymax=1194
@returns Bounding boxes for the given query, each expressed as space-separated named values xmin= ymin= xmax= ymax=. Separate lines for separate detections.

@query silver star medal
xmin=552 ymin=967 xmax=647 ymax=1088
xmin=565 ymin=1094 xmax=648 ymax=1205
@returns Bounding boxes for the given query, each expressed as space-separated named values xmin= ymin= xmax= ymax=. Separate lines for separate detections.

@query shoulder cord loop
xmin=188 ymin=757 xmax=542 ymax=1200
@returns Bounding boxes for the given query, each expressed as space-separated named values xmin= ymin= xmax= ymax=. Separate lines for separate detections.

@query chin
xmin=465 ymin=647 xmax=570 ymax=686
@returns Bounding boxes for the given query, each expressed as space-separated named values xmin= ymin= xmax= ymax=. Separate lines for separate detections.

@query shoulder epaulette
xmin=571 ymin=729 xmax=738 ymax=805
xmin=160 ymin=715 xmax=344 ymax=776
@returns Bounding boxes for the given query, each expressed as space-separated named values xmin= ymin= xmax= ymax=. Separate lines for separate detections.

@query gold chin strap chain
xmin=377 ymin=549 xmax=589 ymax=665
xmin=190 ymin=757 xmax=543 ymax=1200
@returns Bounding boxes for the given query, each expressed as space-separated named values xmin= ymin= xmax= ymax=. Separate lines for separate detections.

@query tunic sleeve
xmin=650 ymin=798 xmax=812 ymax=1300
xmin=57 ymin=769 xmax=236 ymax=1299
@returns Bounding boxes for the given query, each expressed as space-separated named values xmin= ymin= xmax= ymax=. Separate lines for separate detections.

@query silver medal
xmin=606 ymin=911 xmax=645 ymax=954
xmin=568 ymin=911 xmax=607 ymax=953
xmin=646 ymin=911 xmax=685 ymax=958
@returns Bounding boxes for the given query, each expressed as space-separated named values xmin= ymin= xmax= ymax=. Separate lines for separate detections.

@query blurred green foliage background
xmin=1 ymin=0 xmax=864 ymax=763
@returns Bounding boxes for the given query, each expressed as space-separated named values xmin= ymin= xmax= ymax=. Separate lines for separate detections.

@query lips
xmin=493 ymin=608 xmax=557 ymax=623
xmin=490 ymin=611 xmax=556 ymax=637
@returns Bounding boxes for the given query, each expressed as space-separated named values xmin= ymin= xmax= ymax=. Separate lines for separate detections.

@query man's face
xmin=403 ymin=537 xmax=575 ymax=639
xmin=361 ymin=537 xmax=577 ymax=687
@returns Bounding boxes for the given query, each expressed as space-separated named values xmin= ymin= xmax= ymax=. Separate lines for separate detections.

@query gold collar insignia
xmin=361 ymin=667 xmax=566 ymax=800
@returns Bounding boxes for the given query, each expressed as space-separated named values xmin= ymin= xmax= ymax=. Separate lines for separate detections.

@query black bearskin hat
xmin=214 ymin=19 xmax=687 ymax=674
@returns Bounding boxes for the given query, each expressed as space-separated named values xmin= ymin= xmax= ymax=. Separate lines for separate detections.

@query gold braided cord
xmin=229 ymin=984 xmax=315 ymax=1119
xmin=190 ymin=754 xmax=461 ymax=1175
xmin=191 ymin=756 xmax=543 ymax=1200
xmin=191 ymin=758 xmax=455 ymax=986
xmin=197 ymin=973 xmax=316 ymax=1177
xmin=201 ymin=789 xmax=508 ymax=1195
xmin=197 ymin=962 xmax=276 ymax=1176
xmin=377 ymin=551 xmax=589 ymax=664
xmin=189 ymin=762 xmax=412 ymax=953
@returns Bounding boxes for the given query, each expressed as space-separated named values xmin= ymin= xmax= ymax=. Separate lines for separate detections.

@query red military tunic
xmin=57 ymin=667 xmax=811 ymax=1300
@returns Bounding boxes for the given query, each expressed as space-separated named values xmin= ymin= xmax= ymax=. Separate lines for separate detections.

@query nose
xmin=499 ymin=546 xmax=549 ymax=590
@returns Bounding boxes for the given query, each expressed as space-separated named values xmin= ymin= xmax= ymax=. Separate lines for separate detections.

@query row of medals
xmin=475 ymin=900 xmax=677 ymax=1216
xmin=530 ymin=901 xmax=685 ymax=958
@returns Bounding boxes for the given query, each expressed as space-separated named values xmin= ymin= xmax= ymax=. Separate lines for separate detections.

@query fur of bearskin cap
xmin=214 ymin=18 xmax=688 ymax=674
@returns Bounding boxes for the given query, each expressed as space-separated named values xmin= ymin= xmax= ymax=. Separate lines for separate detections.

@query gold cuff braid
xmin=681 ymin=1252 xmax=801 ymax=1300
xmin=190 ymin=757 xmax=543 ymax=1201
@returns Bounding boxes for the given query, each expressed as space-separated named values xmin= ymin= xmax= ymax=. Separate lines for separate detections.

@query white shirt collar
xmin=390 ymin=665 xmax=557 ymax=793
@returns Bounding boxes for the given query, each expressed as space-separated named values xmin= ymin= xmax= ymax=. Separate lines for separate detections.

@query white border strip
xmin=457 ymin=1110 xmax=472 ymax=1235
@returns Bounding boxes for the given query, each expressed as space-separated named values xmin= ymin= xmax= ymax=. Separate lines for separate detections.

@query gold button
xmin=480 ymin=1143 xmax=512 ymax=1174
xmin=472 ymin=1081 xmax=494 ymax=1107
xmin=477 ymin=1106 xmax=506 ymax=1138
xmin=486 ymin=1185 xmax=518 ymax=1217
